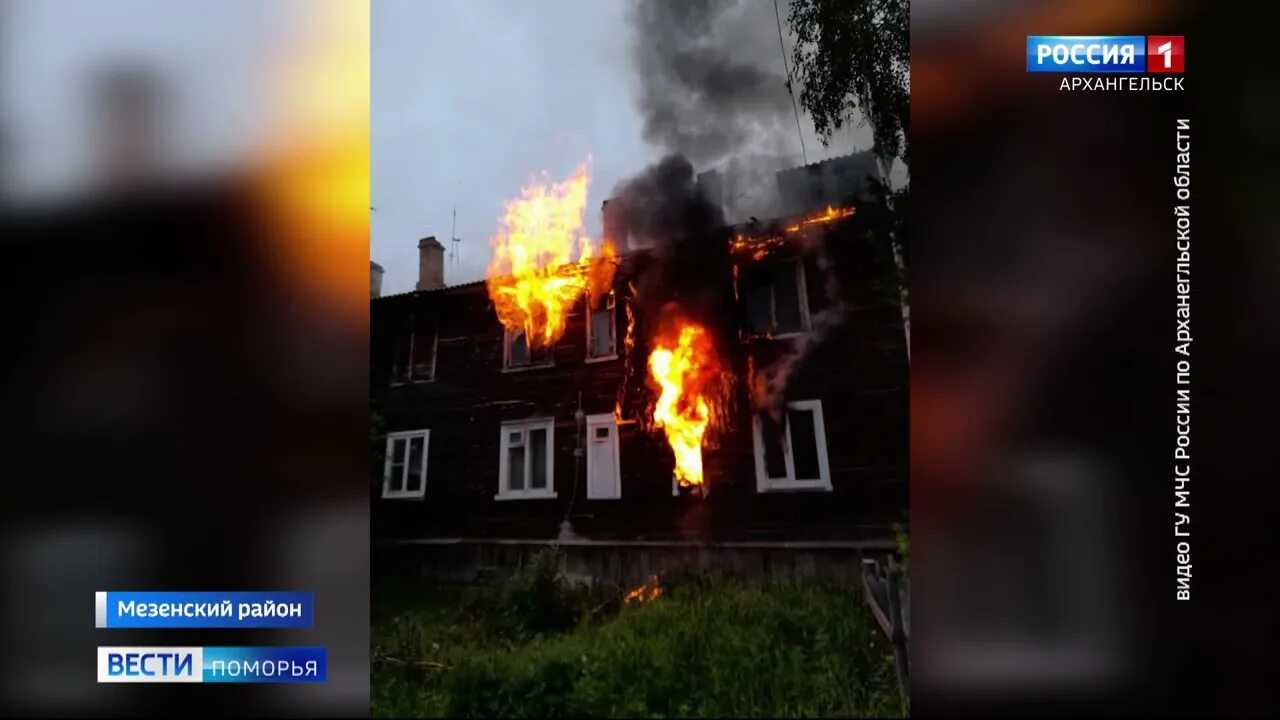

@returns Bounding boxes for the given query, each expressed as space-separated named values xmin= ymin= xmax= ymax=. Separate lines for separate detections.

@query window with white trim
xmin=752 ymin=400 xmax=832 ymax=492
xmin=741 ymin=258 xmax=810 ymax=337
xmin=504 ymin=328 xmax=553 ymax=369
xmin=382 ymin=429 xmax=429 ymax=499
xmin=497 ymin=418 xmax=555 ymax=499
xmin=585 ymin=292 xmax=617 ymax=361
xmin=391 ymin=311 xmax=437 ymax=384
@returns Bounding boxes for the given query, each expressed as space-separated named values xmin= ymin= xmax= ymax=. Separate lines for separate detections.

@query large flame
xmin=646 ymin=320 xmax=729 ymax=488
xmin=486 ymin=161 xmax=616 ymax=347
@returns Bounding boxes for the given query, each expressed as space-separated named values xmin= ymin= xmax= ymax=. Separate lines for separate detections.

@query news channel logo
xmin=1027 ymin=36 xmax=1184 ymax=73
xmin=97 ymin=647 xmax=327 ymax=683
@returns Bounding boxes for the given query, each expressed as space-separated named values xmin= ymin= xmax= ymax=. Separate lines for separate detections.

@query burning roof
xmin=729 ymin=205 xmax=857 ymax=262
xmin=373 ymin=199 xmax=858 ymax=303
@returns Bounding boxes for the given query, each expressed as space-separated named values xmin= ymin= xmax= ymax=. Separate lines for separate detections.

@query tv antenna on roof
xmin=449 ymin=206 xmax=461 ymax=267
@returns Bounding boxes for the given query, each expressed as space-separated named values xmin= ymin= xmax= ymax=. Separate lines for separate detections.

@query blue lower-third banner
xmin=96 ymin=591 xmax=314 ymax=628
xmin=97 ymin=647 xmax=326 ymax=683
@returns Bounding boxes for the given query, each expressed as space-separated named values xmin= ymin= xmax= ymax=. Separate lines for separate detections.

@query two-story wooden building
xmin=372 ymin=158 xmax=907 ymax=584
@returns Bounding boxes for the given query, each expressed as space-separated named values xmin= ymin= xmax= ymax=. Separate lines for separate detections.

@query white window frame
xmin=743 ymin=258 xmax=812 ymax=339
xmin=585 ymin=413 xmax=621 ymax=499
xmin=391 ymin=316 xmax=437 ymax=385
xmin=502 ymin=327 xmax=554 ymax=371
xmin=752 ymin=399 xmax=832 ymax=492
xmin=382 ymin=429 xmax=429 ymax=500
xmin=496 ymin=418 xmax=556 ymax=500
xmin=585 ymin=292 xmax=618 ymax=362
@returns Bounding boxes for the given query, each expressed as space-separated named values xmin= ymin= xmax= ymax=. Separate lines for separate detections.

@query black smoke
xmin=605 ymin=154 xmax=721 ymax=254
xmin=606 ymin=154 xmax=730 ymax=331
xmin=628 ymin=0 xmax=797 ymax=169
xmin=606 ymin=154 xmax=739 ymax=428
xmin=611 ymin=0 xmax=861 ymax=423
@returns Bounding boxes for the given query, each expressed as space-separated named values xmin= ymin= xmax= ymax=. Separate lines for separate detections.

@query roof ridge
xmin=371 ymin=204 xmax=856 ymax=301
xmin=778 ymin=150 xmax=876 ymax=173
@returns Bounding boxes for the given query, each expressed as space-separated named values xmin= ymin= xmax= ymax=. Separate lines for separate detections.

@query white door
xmin=586 ymin=414 xmax=621 ymax=499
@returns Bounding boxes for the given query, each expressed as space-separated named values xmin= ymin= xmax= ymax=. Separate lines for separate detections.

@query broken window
xmin=382 ymin=429 xmax=429 ymax=499
xmin=752 ymin=400 xmax=831 ymax=491
xmin=504 ymin=328 xmax=553 ymax=369
xmin=586 ymin=292 xmax=617 ymax=360
xmin=498 ymin=418 xmax=555 ymax=499
xmin=742 ymin=259 xmax=809 ymax=337
xmin=391 ymin=310 xmax=437 ymax=383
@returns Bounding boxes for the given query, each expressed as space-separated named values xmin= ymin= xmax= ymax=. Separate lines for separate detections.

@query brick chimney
xmin=94 ymin=66 xmax=166 ymax=190
xmin=416 ymin=236 xmax=445 ymax=291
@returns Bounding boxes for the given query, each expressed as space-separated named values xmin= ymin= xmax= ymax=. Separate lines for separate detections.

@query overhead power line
xmin=774 ymin=0 xmax=808 ymax=165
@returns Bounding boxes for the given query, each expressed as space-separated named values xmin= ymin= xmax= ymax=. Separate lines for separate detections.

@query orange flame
xmin=646 ymin=320 xmax=730 ymax=488
xmin=615 ymin=298 xmax=637 ymax=423
xmin=485 ymin=160 xmax=616 ymax=348
xmin=729 ymin=233 xmax=786 ymax=261
xmin=728 ymin=205 xmax=854 ymax=262
xmin=623 ymin=574 xmax=662 ymax=604
xmin=794 ymin=204 xmax=855 ymax=229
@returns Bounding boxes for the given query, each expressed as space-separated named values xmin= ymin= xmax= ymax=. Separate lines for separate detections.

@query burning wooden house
xmin=371 ymin=155 xmax=907 ymax=584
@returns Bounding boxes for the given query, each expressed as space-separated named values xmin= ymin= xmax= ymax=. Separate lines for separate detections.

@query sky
xmin=371 ymin=0 xmax=881 ymax=295
xmin=1 ymin=0 xmax=882 ymax=297
xmin=372 ymin=0 xmax=656 ymax=294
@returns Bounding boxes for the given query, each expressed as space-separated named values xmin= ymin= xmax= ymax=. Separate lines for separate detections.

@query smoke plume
xmin=605 ymin=154 xmax=732 ymax=340
xmin=629 ymin=0 xmax=797 ymax=167
xmin=605 ymin=154 xmax=736 ymax=428
xmin=605 ymin=154 xmax=722 ymax=254
xmin=614 ymin=0 xmax=862 ymax=421
xmin=627 ymin=0 xmax=812 ymax=223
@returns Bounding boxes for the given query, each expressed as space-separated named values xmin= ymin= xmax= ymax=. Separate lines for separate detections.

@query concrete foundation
xmin=374 ymin=538 xmax=896 ymax=589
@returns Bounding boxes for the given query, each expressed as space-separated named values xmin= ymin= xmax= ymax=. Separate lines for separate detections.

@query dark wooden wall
xmin=371 ymin=221 xmax=907 ymax=543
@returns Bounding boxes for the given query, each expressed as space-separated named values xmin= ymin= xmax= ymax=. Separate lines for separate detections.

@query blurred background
xmin=0 ymin=0 xmax=369 ymax=715
xmin=912 ymin=0 xmax=1275 ymax=715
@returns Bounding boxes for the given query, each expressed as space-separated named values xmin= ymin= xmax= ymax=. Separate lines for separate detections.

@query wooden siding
xmin=371 ymin=220 xmax=907 ymax=543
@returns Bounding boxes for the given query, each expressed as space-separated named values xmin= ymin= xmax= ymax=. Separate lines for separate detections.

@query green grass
xmin=372 ymin=557 xmax=901 ymax=717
